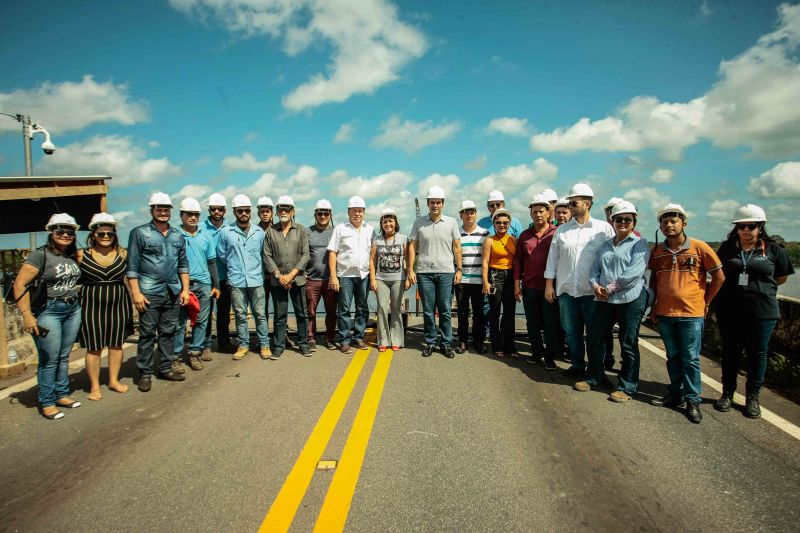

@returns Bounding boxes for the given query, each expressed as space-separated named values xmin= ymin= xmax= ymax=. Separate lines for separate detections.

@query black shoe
xmin=526 ymin=355 xmax=543 ymax=365
xmin=715 ymin=394 xmax=733 ymax=412
xmin=353 ymin=339 xmax=368 ymax=349
xmin=422 ymin=345 xmax=433 ymax=357
xmin=325 ymin=340 xmax=337 ymax=350
xmin=560 ymin=367 xmax=585 ymax=380
xmin=340 ymin=344 xmax=352 ymax=354
xmin=604 ymin=360 xmax=615 ymax=371
xmin=686 ymin=402 xmax=703 ymax=423
xmin=158 ymin=370 xmax=186 ymax=382
xmin=309 ymin=341 xmax=317 ymax=352
xmin=300 ymin=348 xmax=313 ymax=358
xmin=270 ymin=350 xmax=284 ymax=360
xmin=544 ymin=360 xmax=557 ymax=371
xmin=650 ymin=394 xmax=686 ymax=409
xmin=444 ymin=346 xmax=455 ymax=359
xmin=472 ymin=342 xmax=486 ymax=355
xmin=745 ymin=394 xmax=761 ymax=419
xmin=455 ymin=342 xmax=467 ymax=354
xmin=138 ymin=375 xmax=152 ymax=392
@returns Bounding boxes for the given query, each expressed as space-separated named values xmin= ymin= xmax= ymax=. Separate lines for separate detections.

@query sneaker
xmin=232 ymin=346 xmax=249 ymax=360
xmin=353 ymin=339 xmax=368 ymax=349
xmin=686 ymin=402 xmax=703 ymax=424
xmin=544 ymin=360 xmax=557 ymax=371
xmin=300 ymin=348 xmax=313 ymax=358
xmin=714 ymin=394 xmax=733 ymax=412
xmin=340 ymin=344 xmax=352 ymax=354
xmin=421 ymin=345 xmax=433 ymax=357
xmin=325 ymin=340 xmax=337 ymax=350
xmin=309 ymin=341 xmax=317 ymax=352
xmin=472 ymin=342 xmax=486 ymax=355
xmin=444 ymin=346 xmax=455 ymax=359
xmin=609 ymin=390 xmax=631 ymax=403
xmin=201 ymin=349 xmax=213 ymax=362
xmin=188 ymin=354 xmax=204 ymax=371
xmin=526 ymin=355 xmax=543 ymax=365
xmin=172 ymin=359 xmax=186 ymax=374
xmin=573 ymin=381 xmax=592 ymax=392
xmin=745 ymin=394 xmax=761 ymax=419
xmin=651 ymin=394 xmax=686 ymax=409
xmin=455 ymin=342 xmax=467 ymax=354
xmin=270 ymin=350 xmax=283 ymax=360
xmin=260 ymin=347 xmax=272 ymax=360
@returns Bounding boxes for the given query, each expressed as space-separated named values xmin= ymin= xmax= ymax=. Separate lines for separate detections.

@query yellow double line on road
xmin=259 ymin=347 xmax=394 ymax=532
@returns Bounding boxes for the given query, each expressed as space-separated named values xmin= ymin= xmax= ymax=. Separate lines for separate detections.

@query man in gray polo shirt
xmin=408 ymin=186 xmax=462 ymax=358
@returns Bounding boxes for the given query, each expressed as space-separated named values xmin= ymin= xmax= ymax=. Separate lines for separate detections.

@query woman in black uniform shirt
xmin=714 ymin=204 xmax=794 ymax=419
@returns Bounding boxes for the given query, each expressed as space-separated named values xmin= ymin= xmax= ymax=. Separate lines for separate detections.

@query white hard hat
xmin=610 ymin=201 xmax=637 ymax=217
xmin=315 ymin=199 xmax=333 ymax=211
xmin=555 ymin=196 xmax=570 ymax=207
xmin=276 ymin=195 xmax=295 ymax=208
xmin=542 ymin=189 xmax=558 ymax=203
xmin=257 ymin=196 xmax=274 ymax=207
xmin=427 ymin=186 xmax=446 ymax=199
xmin=603 ymin=197 xmax=624 ymax=211
xmin=207 ymin=193 xmax=227 ymax=208
xmin=380 ymin=207 xmax=397 ymax=218
xmin=459 ymin=200 xmax=477 ymax=211
xmin=528 ymin=193 xmax=551 ymax=208
xmin=45 ymin=213 xmax=79 ymax=231
xmin=348 ymin=195 xmax=366 ymax=209
xmin=231 ymin=194 xmax=252 ymax=208
xmin=491 ymin=208 xmax=512 ymax=221
xmin=179 ymin=198 xmax=202 ymax=212
xmin=566 ymin=183 xmax=594 ymax=198
xmin=487 ymin=190 xmax=504 ymax=202
xmin=149 ymin=192 xmax=173 ymax=206
xmin=88 ymin=212 xmax=117 ymax=229
xmin=656 ymin=203 xmax=688 ymax=221
xmin=731 ymin=204 xmax=767 ymax=224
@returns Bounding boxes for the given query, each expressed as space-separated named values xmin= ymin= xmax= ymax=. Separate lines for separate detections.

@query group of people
xmin=11 ymin=183 xmax=793 ymax=424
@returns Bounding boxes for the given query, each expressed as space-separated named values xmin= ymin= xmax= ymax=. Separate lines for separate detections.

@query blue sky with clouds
xmin=1 ymin=0 xmax=799 ymax=246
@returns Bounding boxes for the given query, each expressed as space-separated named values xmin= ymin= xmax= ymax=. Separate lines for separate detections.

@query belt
xmin=48 ymin=295 xmax=79 ymax=304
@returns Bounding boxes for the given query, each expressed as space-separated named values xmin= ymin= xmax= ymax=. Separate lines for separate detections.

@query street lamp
xmin=1 ymin=112 xmax=57 ymax=248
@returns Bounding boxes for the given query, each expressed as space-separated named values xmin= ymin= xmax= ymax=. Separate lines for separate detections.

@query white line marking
xmin=0 ymin=342 xmax=134 ymax=401
xmin=639 ymin=338 xmax=800 ymax=441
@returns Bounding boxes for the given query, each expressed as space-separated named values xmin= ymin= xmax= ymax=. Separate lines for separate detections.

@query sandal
xmin=108 ymin=382 xmax=128 ymax=394
xmin=41 ymin=406 xmax=64 ymax=420
xmin=56 ymin=397 xmax=82 ymax=409
xmin=87 ymin=391 xmax=103 ymax=401
xmin=378 ymin=346 xmax=387 ymax=352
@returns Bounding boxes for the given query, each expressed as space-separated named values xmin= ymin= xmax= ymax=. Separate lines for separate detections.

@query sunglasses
xmin=315 ymin=210 xmax=331 ymax=216
xmin=487 ymin=202 xmax=503 ymax=209
xmin=52 ymin=228 xmax=76 ymax=237
xmin=152 ymin=205 xmax=172 ymax=210
xmin=234 ymin=208 xmax=251 ymax=214
xmin=95 ymin=231 xmax=116 ymax=238
xmin=276 ymin=206 xmax=292 ymax=213
xmin=460 ymin=209 xmax=477 ymax=215
xmin=613 ymin=217 xmax=635 ymax=224
xmin=494 ymin=220 xmax=510 ymax=226
xmin=209 ymin=207 xmax=225 ymax=212
xmin=182 ymin=212 xmax=200 ymax=217
xmin=737 ymin=223 xmax=759 ymax=231
xmin=568 ymin=201 xmax=581 ymax=207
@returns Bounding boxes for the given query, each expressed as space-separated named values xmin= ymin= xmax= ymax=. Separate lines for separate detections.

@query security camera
xmin=41 ymin=140 xmax=56 ymax=155
xmin=30 ymin=123 xmax=56 ymax=155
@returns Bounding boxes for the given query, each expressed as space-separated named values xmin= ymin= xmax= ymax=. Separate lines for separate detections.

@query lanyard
xmin=740 ymin=249 xmax=754 ymax=273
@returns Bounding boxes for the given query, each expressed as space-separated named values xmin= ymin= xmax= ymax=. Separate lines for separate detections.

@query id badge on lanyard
xmin=739 ymin=249 xmax=753 ymax=286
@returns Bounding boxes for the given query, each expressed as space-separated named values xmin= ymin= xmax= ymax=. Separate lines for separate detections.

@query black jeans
xmin=205 ymin=281 xmax=232 ymax=348
xmin=521 ymin=286 xmax=560 ymax=364
xmin=270 ymin=283 xmax=309 ymax=352
xmin=455 ymin=283 xmax=485 ymax=345
xmin=717 ymin=313 xmax=777 ymax=396
xmin=137 ymin=291 xmax=181 ymax=376
xmin=488 ymin=269 xmax=516 ymax=354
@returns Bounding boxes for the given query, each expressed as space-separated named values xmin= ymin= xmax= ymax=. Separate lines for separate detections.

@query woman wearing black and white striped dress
xmin=77 ymin=213 xmax=133 ymax=400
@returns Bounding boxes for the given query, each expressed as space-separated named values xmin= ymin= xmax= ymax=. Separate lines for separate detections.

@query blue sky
xmin=1 ymin=0 xmax=799 ymax=246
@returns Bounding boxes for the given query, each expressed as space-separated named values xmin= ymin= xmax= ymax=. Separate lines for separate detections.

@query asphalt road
xmin=0 ymin=319 xmax=798 ymax=533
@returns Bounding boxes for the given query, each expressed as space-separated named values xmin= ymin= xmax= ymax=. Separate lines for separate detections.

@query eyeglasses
xmin=52 ymin=229 xmax=76 ymax=237
xmin=276 ymin=206 xmax=292 ymax=213
xmin=95 ymin=231 xmax=116 ymax=238
xmin=459 ymin=209 xmax=476 ymax=215
xmin=209 ymin=207 xmax=225 ymax=212
xmin=737 ymin=223 xmax=759 ymax=231
xmin=234 ymin=208 xmax=251 ymax=214
xmin=152 ymin=205 xmax=172 ymax=210
xmin=494 ymin=220 xmax=510 ymax=226
xmin=315 ymin=210 xmax=331 ymax=216
xmin=487 ymin=202 xmax=503 ymax=209
xmin=182 ymin=212 xmax=200 ymax=218
xmin=613 ymin=217 xmax=635 ymax=224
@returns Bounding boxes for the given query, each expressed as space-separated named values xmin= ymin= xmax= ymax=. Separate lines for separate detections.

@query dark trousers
xmin=455 ymin=283 xmax=485 ymax=345
xmin=717 ymin=313 xmax=777 ymax=396
xmin=205 ymin=281 xmax=232 ymax=348
xmin=137 ymin=291 xmax=181 ymax=376
xmin=306 ymin=278 xmax=337 ymax=343
xmin=488 ymin=269 xmax=516 ymax=354
xmin=521 ymin=286 xmax=560 ymax=364
xmin=270 ymin=283 xmax=309 ymax=352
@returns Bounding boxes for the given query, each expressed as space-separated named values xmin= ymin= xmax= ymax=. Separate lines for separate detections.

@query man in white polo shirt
xmin=544 ymin=183 xmax=614 ymax=379
xmin=408 ymin=186 xmax=462 ymax=358
xmin=328 ymin=196 xmax=374 ymax=354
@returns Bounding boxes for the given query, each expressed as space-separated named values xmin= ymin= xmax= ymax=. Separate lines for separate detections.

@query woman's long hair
xmin=724 ymin=222 xmax=775 ymax=252
xmin=45 ymin=231 xmax=78 ymax=260
xmin=86 ymin=225 xmax=124 ymax=256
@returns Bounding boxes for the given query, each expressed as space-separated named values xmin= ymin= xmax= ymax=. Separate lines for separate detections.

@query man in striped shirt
xmin=455 ymin=200 xmax=489 ymax=354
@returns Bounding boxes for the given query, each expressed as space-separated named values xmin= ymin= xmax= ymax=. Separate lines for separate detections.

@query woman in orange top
xmin=482 ymin=209 xmax=518 ymax=357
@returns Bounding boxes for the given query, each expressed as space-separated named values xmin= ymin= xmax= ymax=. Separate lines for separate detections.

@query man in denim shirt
xmin=127 ymin=192 xmax=190 ymax=392
xmin=217 ymin=194 xmax=270 ymax=360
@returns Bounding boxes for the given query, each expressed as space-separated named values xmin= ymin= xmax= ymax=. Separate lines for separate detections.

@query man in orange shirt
xmin=648 ymin=203 xmax=724 ymax=424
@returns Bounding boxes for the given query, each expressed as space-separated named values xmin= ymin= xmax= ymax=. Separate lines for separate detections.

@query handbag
xmin=3 ymin=250 xmax=47 ymax=310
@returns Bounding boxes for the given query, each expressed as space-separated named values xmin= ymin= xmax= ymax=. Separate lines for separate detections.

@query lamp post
xmin=1 ymin=112 xmax=56 ymax=248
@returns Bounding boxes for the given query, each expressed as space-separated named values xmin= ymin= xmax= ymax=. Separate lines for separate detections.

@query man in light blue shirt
xmin=477 ymin=190 xmax=524 ymax=238
xmin=174 ymin=198 xmax=220 ymax=371
xmin=203 ymin=193 xmax=232 ymax=353
xmin=216 ymin=194 xmax=270 ymax=360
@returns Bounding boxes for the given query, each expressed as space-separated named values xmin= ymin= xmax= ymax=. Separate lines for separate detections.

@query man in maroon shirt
xmin=514 ymin=193 xmax=559 ymax=370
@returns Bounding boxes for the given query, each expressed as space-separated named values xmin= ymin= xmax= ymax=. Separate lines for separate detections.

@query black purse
xmin=3 ymin=250 xmax=47 ymax=310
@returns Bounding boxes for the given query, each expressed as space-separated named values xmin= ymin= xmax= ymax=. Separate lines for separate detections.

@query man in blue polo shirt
xmin=202 ymin=193 xmax=231 ymax=357
xmin=127 ymin=192 xmax=190 ymax=392
xmin=173 ymin=197 xmax=220 ymax=372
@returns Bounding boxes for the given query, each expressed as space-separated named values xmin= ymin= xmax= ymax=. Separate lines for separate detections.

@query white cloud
xmin=650 ymin=168 xmax=674 ymax=183
xmin=623 ymin=187 xmax=670 ymax=212
xmin=0 ymin=75 xmax=148 ymax=134
xmin=174 ymin=184 xmax=213 ymax=202
xmin=336 ymin=170 xmax=414 ymax=199
xmin=37 ymin=135 xmax=181 ymax=186
xmin=148 ymin=140 xmax=160 ymax=148
xmin=372 ymin=116 xmax=462 ymax=153
xmin=333 ymin=122 xmax=356 ymax=144
xmin=708 ymin=199 xmax=740 ymax=221
xmin=749 ymin=161 xmax=800 ymax=198
xmin=471 ymin=157 xmax=558 ymax=198
xmin=286 ymin=165 xmax=322 ymax=201
xmin=110 ymin=210 xmax=136 ymax=226
xmin=530 ymin=4 xmax=800 ymax=159
xmin=464 ymin=154 xmax=487 ymax=170
xmin=486 ymin=117 xmax=531 ymax=137
xmin=221 ymin=152 xmax=291 ymax=172
xmin=623 ymin=155 xmax=643 ymax=167
xmin=417 ymin=173 xmax=461 ymax=198
xmin=171 ymin=0 xmax=427 ymax=112
xmin=243 ymin=131 xmax=259 ymax=143
xmin=218 ymin=172 xmax=278 ymax=202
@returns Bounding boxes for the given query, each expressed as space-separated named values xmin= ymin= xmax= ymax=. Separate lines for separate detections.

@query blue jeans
xmin=717 ymin=314 xmax=777 ymax=396
xmin=658 ymin=316 xmax=704 ymax=403
xmin=417 ymin=273 xmax=454 ymax=347
xmin=521 ymin=287 xmax=560 ymax=364
xmin=137 ymin=291 xmax=181 ymax=376
xmin=271 ymin=283 xmax=309 ymax=353
xmin=34 ymin=299 xmax=81 ymax=407
xmin=175 ymin=281 xmax=212 ymax=355
xmin=230 ymin=286 xmax=269 ymax=349
xmin=336 ymin=276 xmax=369 ymax=346
xmin=586 ymin=289 xmax=647 ymax=393
xmin=558 ymin=294 xmax=599 ymax=372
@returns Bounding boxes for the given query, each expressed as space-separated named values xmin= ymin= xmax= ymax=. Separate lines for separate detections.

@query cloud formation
xmin=333 ymin=122 xmax=356 ymax=144
xmin=486 ymin=117 xmax=531 ymax=137
xmin=650 ymin=169 xmax=674 ymax=183
xmin=748 ymin=161 xmax=800 ymax=198
xmin=334 ymin=170 xmax=414 ymax=199
xmin=221 ymin=152 xmax=290 ymax=172
xmin=171 ymin=0 xmax=427 ymax=112
xmin=372 ymin=115 xmax=462 ymax=153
